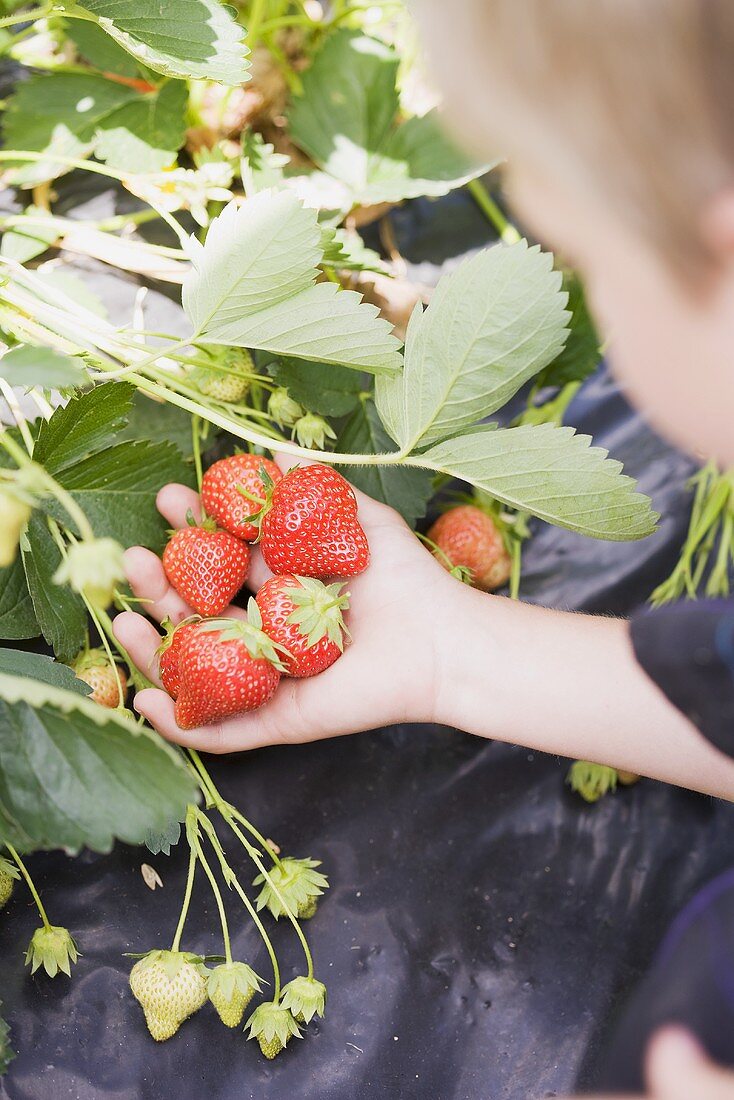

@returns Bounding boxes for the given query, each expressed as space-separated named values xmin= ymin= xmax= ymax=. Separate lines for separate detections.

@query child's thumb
xmin=646 ymin=1026 xmax=734 ymax=1099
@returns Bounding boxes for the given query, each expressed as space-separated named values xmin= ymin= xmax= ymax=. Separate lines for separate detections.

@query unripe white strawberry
xmin=129 ymin=950 xmax=208 ymax=1041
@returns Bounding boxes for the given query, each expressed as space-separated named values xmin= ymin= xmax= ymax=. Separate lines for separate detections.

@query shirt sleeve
xmin=630 ymin=600 xmax=734 ymax=759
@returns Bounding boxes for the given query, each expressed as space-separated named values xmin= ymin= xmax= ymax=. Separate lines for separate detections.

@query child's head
xmin=416 ymin=0 xmax=734 ymax=465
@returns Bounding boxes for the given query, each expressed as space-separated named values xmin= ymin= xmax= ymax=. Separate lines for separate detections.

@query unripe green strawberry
xmin=297 ymin=896 xmax=318 ymax=920
xmin=259 ymin=1034 xmax=284 ymax=1059
xmin=293 ymin=413 xmax=336 ymax=451
xmin=281 ymin=976 xmax=326 ymax=1024
xmin=268 ymin=387 xmax=303 ymax=428
xmin=72 ymin=648 xmax=127 ymax=708
xmin=0 ymin=856 xmax=18 ymax=909
xmin=0 ymin=490 xmax=31 ymax=568
xmin=129 ymin=950 xmax=208 ymax=1042
xmin=566 ymin=761 xmax=618 ymax=803
xmin=207 ymin=961 xmax=262 ymax=1028
xmin=52 ymin=537 xmax=126 ymax=609
xmin=617 ymin=770 xmax=640 ymax=787
xmin=246 ymin=1000 xmax=300 ymax=1059
xmin=25 ymin=924 xmax=79 ymax=977
xmin=191 ymin=348 xmax=253 ymax=403
xmin=253 ymin=856 xmax=328 ymax=920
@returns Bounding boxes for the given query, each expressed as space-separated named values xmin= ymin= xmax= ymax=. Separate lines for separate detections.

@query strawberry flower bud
xmin=0 ymin=488 xmax=31 ymax=567
xmin=0 ymin=856 xmax=19 ymax=909
xmin=280 ymin=976 xmax=327 ymax=1024
xmin=293 ymin=413 xmax=336 ymax=451
xmin=245 ymin=1000 xmax=301 ymax=1059
xmin=268 ymin=387 xmax=303 ymax=428
xmin=207 ymin=961 xmax=262 ymax=1028
xmin=25 ymin=924 xmax=80 ymax=977
xmin=53 ymin=538 xmax=125 ymax=609
xmin=253 ymin=856 xmax=328 ymax=920
xmin=566 ymin=760 xmax=618 ymax=803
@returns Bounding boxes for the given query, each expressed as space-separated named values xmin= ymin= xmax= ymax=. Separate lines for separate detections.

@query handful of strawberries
xmin=158 ymin=456 xmax=369 ymax=730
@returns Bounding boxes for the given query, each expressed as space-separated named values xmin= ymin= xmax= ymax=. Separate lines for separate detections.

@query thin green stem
xmin=193 ymin=826 xmax=233 ymax=965
xmin=0 ymin=378 xmax=35 ymax=452
xmin=247 ymin=0 xmax=268 ymax=47
xmin=192 ymin=416 xmax=204 ymax=492
xmin=0 ymin=4 xmax=50 ymax=29
xmin=468 ymin=179 xmax=521 ymax=244
xmin=171 ymin=831 xmax=197 ymax=952
xmin=6 ymin=844 xmax=50 ymax=927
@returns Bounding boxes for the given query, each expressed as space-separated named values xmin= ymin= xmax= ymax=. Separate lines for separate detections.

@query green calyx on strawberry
xmin=280 ymin=976 xmax=327 ymax=1025
xmin=156 ymin=615 xmax=202 ymax=699
xmin=0 ymin=856 xmax=19 ymax=910
xmin=566 ymin=761 xmax=618 ymax=803
xmin=207 ymin=961 xmax=263 ymax=1028
xmin=129 ymin=949 xmax=208 ymax=1042
xmin=255 ymin=575 xmax=350 ymax=677
xmin=245 ymin=1000 xmax=301 ymax=1059
xmin=190 ymin=347 xmax=254 ymax=404
xmin=52 ymin=537 xmax=126 ymax=609
xmin=293 ymin=414 xmax=336 ymax=451
xmin=25 ymin=924 xmax=80 ymax=977
xmin=268 ymin=387 xmax=303 ymax=429
xmin=173 ymin=601 xmax=289 ymax=729
xmin=257 ymin=463 xmax=370 ymax=579
xmin=201 ymin=453 xmax=282 ymax=541
xmin=162 ymin=511 xmax=250 ymax=618
xmin=253 ymin=857 xmax=328 ymax=921
xmin=71 ymin=647 xmax=128 ymax=708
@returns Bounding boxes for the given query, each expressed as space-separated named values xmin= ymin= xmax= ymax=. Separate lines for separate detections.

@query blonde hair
xmin=416 ymin=0 xmax=734 ymax=273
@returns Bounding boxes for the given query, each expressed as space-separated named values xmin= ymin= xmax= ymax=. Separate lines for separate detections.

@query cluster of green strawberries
xmin=157 ymin=455 xmax=369 ymax=729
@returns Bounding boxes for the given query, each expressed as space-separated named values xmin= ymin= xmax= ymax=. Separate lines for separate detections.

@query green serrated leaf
xmin=336 ymin=398 xmax=433 ymax=525
xmin=3 ymin=73 xmax=186 ymax=186
xmin=290 ymin=30 xmax=489 ymax=206
xmin=0 ymin=557 xmax=38 ymax=641
xmin=75 ymin=0 xmax=250 ymax=84
xmin=417 ymin=423 xmax=658 ymax=541
xmin=0 ymin=671 xmax=196 ymax=853
xmin=21 ymin=513 xmax=87 ymax=663
xmin=41 ymin=439 xmax=195 ymax=551
xmin=145 ymin=818 xmax=182 ymax=856
xmin=376 ymin=241 xmax=570 ymax=452
xmin=65 ymin=17 xmax=146 ymax=78
xmin=535 ymin=273 xmax=601 ymax=390
xmin=33 ymin=382 xmax=132 ymax=473
xmin=268 ymin=357 xmax=363 ymax=417
xmin=240 ymin=130 xmax=289 ymax=196
xmin=0 ymin=346 xmax=88 ymax=391
xmin=182 ymin=193 xmax=402 ymax=374
xmin=119 ymin=392 xmax=196 ymax=456
xmin=0 ymin=648 xmax=89 ymax=695
xmin=320 ymin=227 xmax=388 ymax=275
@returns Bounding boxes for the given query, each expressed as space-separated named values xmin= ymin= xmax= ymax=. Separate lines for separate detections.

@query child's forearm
xmin=434 ymin=586 xmax=734 ymax=801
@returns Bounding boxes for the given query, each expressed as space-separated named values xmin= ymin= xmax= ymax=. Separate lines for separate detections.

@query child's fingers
xmin=124 ymin=546 xmax=194 ymax=625
xmin=132 ymin=688 xmax=180 ymax=735
xmin=113 ymin=611 xmax=164 ymax=688
xmin=156 ymin=483 xmax=202 ymax=528
xmin=646 ymin=1027 xmax=734 ymax=1099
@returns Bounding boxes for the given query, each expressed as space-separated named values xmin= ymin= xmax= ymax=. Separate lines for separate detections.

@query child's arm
xmin=114 ymin=480 xmax=734 ymax=802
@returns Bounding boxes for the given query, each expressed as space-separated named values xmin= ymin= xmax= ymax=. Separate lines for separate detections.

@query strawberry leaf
xmin=0 ymin=649 xmax=88 ymax=695
xmin=375 ymin=241 xmax=571 ymax=453
xmin=3 ymin=73 xmax=187 ymax=186
xmin=0 ymin=558 xmax=38 ymax=642
xmin=72 ymin=0 xmax=250 ymax=84
xmin=0 ymin=1003 xmax=14 ymax=1075
xmin=289 ymin=30 xmax=490 ymax=206
xmin=0 ymin=346 xmax=88 ymax=392
xmin=535 ymin=274 xmax=602 ymax=390
xmin=20 ymin=513 xmax=87 ymax=663
xmin=0 ymin=671 xmax=196 ymax=853
xmin=417 ymin=423 xmax=658 ymax=541
xmin=182 ymin=192 xmax=402 ymax=375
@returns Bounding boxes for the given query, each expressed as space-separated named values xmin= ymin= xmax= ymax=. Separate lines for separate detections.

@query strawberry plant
xmin=0 ymin=0 xmax=659 ymax=1071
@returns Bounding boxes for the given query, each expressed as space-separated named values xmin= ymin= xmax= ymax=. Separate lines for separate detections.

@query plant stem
xmin=193 ymin=825 xmax=233 ymax=965
xmin=247 ymin=0 xmax=267 ymax=47
xmin=468 ymin=179 xmax=521 ymax=244
xmin=0 ymin=379 xmax=35 ymax=453
xmin=192 ymin=416 xmax=204 ymax=492
xmin=6 ymin=844 xmax=50 ymax=928
xmin=171 ymin=829 xmax=197 ymax=952
xmin=0 ymin=4 xmax=50 ymax=29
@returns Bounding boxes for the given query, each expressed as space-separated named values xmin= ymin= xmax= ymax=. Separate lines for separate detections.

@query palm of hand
xmin=114 ymin=470 xmax=454 ymax=752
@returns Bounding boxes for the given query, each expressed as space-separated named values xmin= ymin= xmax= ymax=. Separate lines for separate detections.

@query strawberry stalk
xmin=6 ymin=844 xmax=50 ymax=929
xmin=171 ymin=821 xmax=198 ymax=954
xmin=187 ymin=816 xmax=233 ymax=966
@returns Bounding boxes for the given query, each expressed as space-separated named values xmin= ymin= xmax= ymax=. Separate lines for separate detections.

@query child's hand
xmin=114 ymin=464 xmax=457 ymax=752
xmin=568 ymin=1028 xmax=734 ymax=1100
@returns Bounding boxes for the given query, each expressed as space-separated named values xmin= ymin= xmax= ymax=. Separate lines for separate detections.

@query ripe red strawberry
xmin=260 ymin=464 xmax=369 ymax=578
xmin=72 ymin=648 xmax=128 ymax=708
xmin=256 ymin=575 xmax=349 ymax=677
xmin=201 ymin=454 xmax=282 ymax=542
xmin=157 ymin=617 xmax=202 ymax=699
xmin=162 ymin=521 xmax=250 ymax=617
xmin=427 ymin=505 xmax=511 ymax=592
xmin=174 ymin=605 xmax=287 ymax=729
